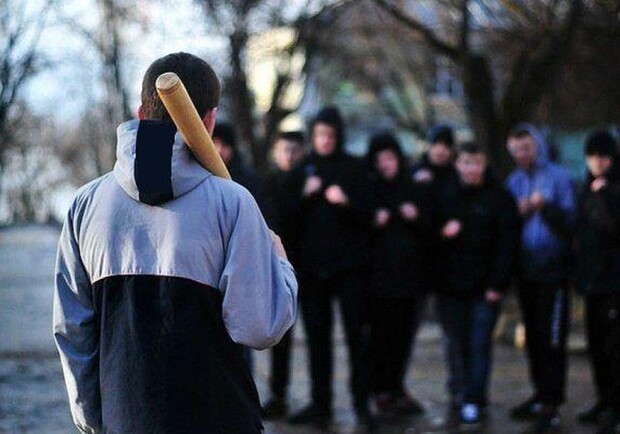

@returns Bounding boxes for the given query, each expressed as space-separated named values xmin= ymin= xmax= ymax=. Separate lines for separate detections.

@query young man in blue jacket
xmin=53 ymin=52 xmax=298 ymax=434
xmin=505 ymin=123 xmax=577 ymax=433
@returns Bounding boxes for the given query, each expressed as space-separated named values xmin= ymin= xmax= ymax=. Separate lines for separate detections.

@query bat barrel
xmin=156 ymin=72 xmax=231 ymax=180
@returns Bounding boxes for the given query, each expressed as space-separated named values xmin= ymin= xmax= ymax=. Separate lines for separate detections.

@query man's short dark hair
xmin=141 ymin=52 xmax=220 ymax=122
xmin=457 ymin=142 xmax=486 ymax=156
xmin=275 ymin=131 xmax=304 ymax=146
xmin=508 ymin=127 xmax=532 ymax=140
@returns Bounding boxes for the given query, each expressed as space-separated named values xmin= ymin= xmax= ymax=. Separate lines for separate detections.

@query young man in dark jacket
xmin=575 ymin=131 xmax=620 ymax=434
xmin=505 ymin=124 xmax=577 ymax=433
xmin=366 ymin=132 xmax=430 ymax=419
xmin=53 ymin=53 xmax=298 ymax=434
xmin=286 ymin=106 xmax=373 ymax=428
xmin=262 ymin=131 xmax=306 ymax=419
xmin=437 ymin=143 xmax=520 ymax=429
xmin=411 ymin=125 xmax=458 ymax=192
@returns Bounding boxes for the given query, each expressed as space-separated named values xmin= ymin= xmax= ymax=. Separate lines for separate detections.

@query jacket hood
xmin=512 ymin=122 xmax=551 ymax=167
xmin=310 ymin=106 xmax=345 ymax=153
xmin=113 ymin=120 xmax=212 ymax=205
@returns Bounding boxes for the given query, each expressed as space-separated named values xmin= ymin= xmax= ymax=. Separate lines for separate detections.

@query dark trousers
xmin=269 ymin=329 xmax=292 ymax=399
xmin=518 ymin=281 xmax=570 ymax=406
xmin=586 ymin=293 xmax=620 ymax=413
xmin=299 ymin=270 xmax=368 ymax=411
xmin=370 ymin=295 xmax=426 ymax=395
xmin=438 ymin=295 xmax=500 ymax=406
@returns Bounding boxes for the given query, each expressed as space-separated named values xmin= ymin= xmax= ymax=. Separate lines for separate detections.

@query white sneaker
xmin=460 ymin=403 xmax=482 ymax=430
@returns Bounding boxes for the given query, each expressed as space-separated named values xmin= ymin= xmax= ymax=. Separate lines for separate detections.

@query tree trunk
xmin=461 ymin=54 xmax=512 ymax=176
xmin=229 ymin=31 xmax=262 ymax=169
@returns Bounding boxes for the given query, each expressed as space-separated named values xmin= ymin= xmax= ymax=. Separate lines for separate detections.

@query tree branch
xmin=373 ymin=0 xmax=460 ymax=59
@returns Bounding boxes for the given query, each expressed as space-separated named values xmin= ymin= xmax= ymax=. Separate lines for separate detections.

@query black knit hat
xmin=427 ymin=125 xmax=455 ymax=148
xmin=311 ymin=106 xmax=345 ymax=151
xmin=585 ymin=130 xmax=617 ymax=157
xmin=212 ymin=122 xmax=237 ymax=149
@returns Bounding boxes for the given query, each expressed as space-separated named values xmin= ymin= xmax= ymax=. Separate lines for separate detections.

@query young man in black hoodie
xmin=262 ymin=131 xmax=306 ymax=419
xmin=436 ymin=143 xmax=520 ymax=430
xmin=411 ymin=125 xmax=458 ymax=191
xmin=287 ymin=106 xmax=373 ymax=428
xmin=366 ymin=132 xmax=430 ymax=419
xmin=575 ymin=131 xmax=620 ymax=434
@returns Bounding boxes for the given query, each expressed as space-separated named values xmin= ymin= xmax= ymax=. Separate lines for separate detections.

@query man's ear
xmin=203 ymin=108 xmax=218 ymax=135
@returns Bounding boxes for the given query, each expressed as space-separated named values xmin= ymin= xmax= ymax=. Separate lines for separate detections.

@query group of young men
xmin=54 ymin=53 xmax=620 ymax=434
xmin=248 ymin=112 xmax=619 ymax=434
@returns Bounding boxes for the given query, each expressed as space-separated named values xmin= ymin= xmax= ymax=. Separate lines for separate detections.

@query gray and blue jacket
xmin=506 ymin=123 xmax=577 ymax=283
xmin=53 ymin=120 xmax=298 ymax=434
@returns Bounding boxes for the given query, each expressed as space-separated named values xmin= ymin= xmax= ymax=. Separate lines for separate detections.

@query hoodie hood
xmin=512 ymin=122 xmax=551 ymax=167
xmin=310 ymin=106 xmax=345 ymax=154
xmin=113 ymin=120 xmax=212 ymax=205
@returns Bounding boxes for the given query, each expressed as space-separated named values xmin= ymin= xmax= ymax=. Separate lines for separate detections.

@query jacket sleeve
xmin=540 ymin=173 xmax=577 ymax=239
xmin=220 ymin=188 xmax=298 ymax=350
xmin=53 ymin=205 xmax=101 ymax=434
xmin=489 ymin=190 xmax=521 ymax=291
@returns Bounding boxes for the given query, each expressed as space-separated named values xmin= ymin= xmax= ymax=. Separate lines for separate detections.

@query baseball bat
xmin=155 ymin=72 xmax=231 ymax=179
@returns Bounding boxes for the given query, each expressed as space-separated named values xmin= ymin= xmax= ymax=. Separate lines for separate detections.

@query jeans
xmin=438 ymin=295 xmax=500 ymax=406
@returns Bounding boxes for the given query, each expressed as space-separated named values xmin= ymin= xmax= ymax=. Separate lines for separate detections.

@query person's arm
xmin=53 ymin=205 xmax=101 ymax=434
xmin=220 ymin=188 xmax=298 ymax=350
xmin=489 ymin=190 xmax=521 ymax=293
xmin=539 ymin=174 xmax=577 ymax=239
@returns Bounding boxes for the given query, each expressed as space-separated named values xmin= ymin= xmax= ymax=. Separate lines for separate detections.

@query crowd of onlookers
xmin=212 ymin=106 xmax=620 ymax=434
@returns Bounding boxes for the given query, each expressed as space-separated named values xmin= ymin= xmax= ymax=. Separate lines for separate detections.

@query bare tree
xmin=194 ymin=0 xmax=340 ymax=170
xmin=0 ymin=0 xmax=55 ymax=191
xmin=298 ymin=1 xmax=433 ymax=138
xmin=2 ymin=106 xmax=65 ymax=223
xmin=62 ymin=0 xmax=137 ymax=173
xmin=371 ymin=0 xmax=583 ymax=172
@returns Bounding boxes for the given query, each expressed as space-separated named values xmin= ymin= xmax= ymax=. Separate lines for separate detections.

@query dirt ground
xmin=0 ymin=226 xmax=599 ymax=434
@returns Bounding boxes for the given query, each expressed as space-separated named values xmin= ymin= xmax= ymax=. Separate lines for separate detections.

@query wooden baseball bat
xmin=155 ymin=72 xmax=231 ymax=179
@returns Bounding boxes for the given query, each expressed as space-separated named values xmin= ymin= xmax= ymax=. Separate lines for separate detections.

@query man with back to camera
xmin=53 ymin=52 xmax=298 ymax=434
xmin=505 ymin=123 xmax=576 ymax=434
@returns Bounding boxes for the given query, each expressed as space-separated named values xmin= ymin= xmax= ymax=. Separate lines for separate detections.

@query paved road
xmin=0 ymin=226 xmax=598 ymax=434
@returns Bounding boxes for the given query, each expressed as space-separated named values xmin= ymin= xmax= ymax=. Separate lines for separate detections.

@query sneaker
xmin=578 ymin=402 xmax=611 ymax=425
xmin=522 ymin=408 xmax=560 ymax=434
xmin=511 ymin=396 xmax=543 ymax=420
xmin=596 ymin=412 xmax=620 ymax=434
xmin=460 ymin=403 xmax=482 ymax=431
xmin=262 ymin=396 xmax=287 ymax=420
xmin=287 ymin=403 xmax=332 ymax=427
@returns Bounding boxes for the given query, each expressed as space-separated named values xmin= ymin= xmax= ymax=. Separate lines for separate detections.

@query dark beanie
xmin=212 ymin=122 xmax=237 ymax=149
xmin=585 ymin=130 xmax=617 ymax=157
xmin=311 ymin=106 xmax=345 ymax=150
xmin=427 ymin=125 xmax=454 ymax=148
